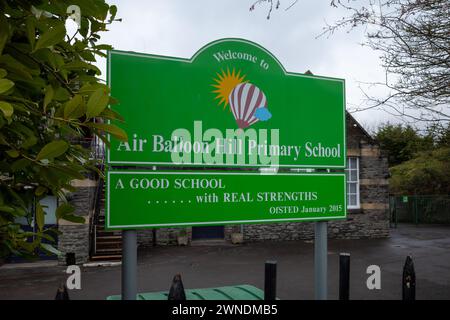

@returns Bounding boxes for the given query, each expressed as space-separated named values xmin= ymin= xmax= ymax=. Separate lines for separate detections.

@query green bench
xmin=107 ymin=284 xmax=265 ymax=300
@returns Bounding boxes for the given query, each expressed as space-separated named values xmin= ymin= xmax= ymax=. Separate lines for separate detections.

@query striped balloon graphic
xmin=228 ymin=83 xmax=268 ymax=129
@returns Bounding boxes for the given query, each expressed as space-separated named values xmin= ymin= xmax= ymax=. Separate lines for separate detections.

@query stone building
xmin=49 ymin=112 xmax=391 ymax=264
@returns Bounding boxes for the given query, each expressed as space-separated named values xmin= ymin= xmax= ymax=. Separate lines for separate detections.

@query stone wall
xmin=137 ymin=228 xmax=193 ymax=246
xmin=242 ymin=211 xmax=389 ymax=242
xmin=57 ymin=223 xmax=89 ymax=264
xmin=137 ymin=229 xmax=155 ymax=247
xmin=57 ymin=180 xmax=96 ymax=265
xmin=137 ymin=225 xmax=242 ymax=246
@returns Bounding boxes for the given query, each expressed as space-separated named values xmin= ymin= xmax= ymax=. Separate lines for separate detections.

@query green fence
xmin=390 ymin=195 xmax=450 ymax=226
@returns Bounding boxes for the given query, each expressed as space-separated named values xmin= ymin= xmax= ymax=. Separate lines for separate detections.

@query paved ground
xmin=1 ymin=224 xmax=450 ymax=300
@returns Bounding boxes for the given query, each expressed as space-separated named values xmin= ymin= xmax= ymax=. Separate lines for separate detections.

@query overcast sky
xmin=92 ymin=0 xmax=396 ymax=131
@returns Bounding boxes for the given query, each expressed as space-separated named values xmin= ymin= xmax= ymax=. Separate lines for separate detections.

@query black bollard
xmin=66 ymin=252 xmax=76 ymax=266
xmin=402 ymin=255 xmax=416 ymax=300
xmin=168 ymin=274 xmax=186 ymax=300
xmin=264 ymin=261 xmax=277 ymax=300
xmin=55 ymin=283 xmax=70 ymax=300
xmin=339 ymin=253 xmax=350 ymax=300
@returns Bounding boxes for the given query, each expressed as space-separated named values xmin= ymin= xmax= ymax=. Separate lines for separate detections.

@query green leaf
xmin=12 ymin=206 xmax=27 ymax=217
xmin=0 ymin=78 xmax=14 ymax=94
xmin=36 ymin=140 xmax=69 ymax=160
xmin=79 ymin=16 xmax=89 ymax=38
xmin=64 ymin=94 xmax=84 ymax=119
xmin=36 ymin=202 xmax=45 ymax=232
xmin=109 ymin=5 xmax=118 ymax=22
xmin=100 ymin=107 xmax=124 ymax=122
xmin=108 ymin=96 xmax=119 ymax=105
xmin=79 ymin=82 xmax=108 ymax=94
xmin=56 ymin=204 xmax=85 ymax=224
xmin=63 ymin=60 xmax=100 ymax=74
xmin=53 ymin=87 xmax=70 ymax=101
xmin=0 ymin=68 xmax=6 ymax=78
xmin=26 ymin=17 xmax=36 ymax=49
xmin=34 ymin=23 xmax=66 ymax=52
xmin=0 ymin=205 xmax=14 ymax=213
xmin=0 ymin=55 xmax=33 ymax=80
xmin=79 ymin=50 xmax=96 ymax=62
xmin=60 ymin=213 xmax=85 ymax=224
xmin=40 ymin=243 xmax=62 ymax=256
xmin=95 ymin=132 xmax=111 ymax=148
xmin=35 ymin=186 xmax=47 ymax=196
xmin=43 ymin=85 xmax=54 ymax=111
xmin=52 ymin=165 xmax=85 ymax=180
xmin=94 ymin=44 xmax=113 ymax=51
xmin=0 ymin=101 xmax=13 ymax=118
xmin=86 ymin=87 xmax=109 ymax=118
xmin=39 ymin=232 xmax=55 ymax=243
xmin=21 ymin=133 xmax=38 ymax=149
xmin=11 ymin=158 xmax=31 ymax=172
xmin=0 ymin=133 xmax=8 ymax=144
xmin=55 ymin=203 xmax=74 ymax=220
xmin=7 ymin=188 xmax=27 ymax=210
xmin=88 ymin=123 xmax=128 ymax=141
xmin=6 ymin=149 xmax=19 ymax=158
xmin=34 ymin=49 xmax=64 ymax=71
xmin=10 ymin=122 xmax=38 ymax=149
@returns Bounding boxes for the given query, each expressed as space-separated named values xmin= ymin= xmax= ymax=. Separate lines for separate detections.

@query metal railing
xmin=390 ymin=195 xmax=450 ymax=226
xmin=88 ymin=136 xmax=106 ymax=258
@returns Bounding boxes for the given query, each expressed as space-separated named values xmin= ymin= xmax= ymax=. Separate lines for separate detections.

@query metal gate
xmin=390 ymin=195 xmax=450 ymax=226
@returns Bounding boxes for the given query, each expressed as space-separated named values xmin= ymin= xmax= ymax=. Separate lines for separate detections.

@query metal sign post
xmin=314 ymin=221 xmax=328 ymax=300
xmin=122 ymin=229 xmax=137 ymax=300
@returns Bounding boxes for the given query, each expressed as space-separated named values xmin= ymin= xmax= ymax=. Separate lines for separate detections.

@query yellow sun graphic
xmin=212 ymin=68 xmax=247 ymax=109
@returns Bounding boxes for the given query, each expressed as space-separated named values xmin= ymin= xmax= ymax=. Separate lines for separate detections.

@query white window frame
xmin=346 ymin=157 xmax=360 ymax=209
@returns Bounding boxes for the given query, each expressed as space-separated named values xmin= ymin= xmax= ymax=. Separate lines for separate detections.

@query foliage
xmin=0 ymin=0 xmax=126 ymax=259
xmin=434 ymin=123 xmax=450 ymax=148
xmin=374 ymin=123 xmax=450 ymax=194
xmin=323 ymin=0 xmax=450 ymax=123
xmin=390 ymin=148 xmax=450 ymax=195
xmin=252 ymin=1 xmax=450 ymax=123
xmin=375 ymin=123 xmax=432 ymax=166
xmin=375 ymin=122 xmax=450 ymax=166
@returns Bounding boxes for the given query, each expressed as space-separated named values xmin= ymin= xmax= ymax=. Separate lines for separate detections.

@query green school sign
xmin=107 ymin=38 xmax=346 ymax=168
xmin=106 ymin=171 xmax=346 ymax=229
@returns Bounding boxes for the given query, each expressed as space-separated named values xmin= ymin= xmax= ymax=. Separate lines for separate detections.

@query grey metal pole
xmin=122 ymin=229 xmax=137 ymax=300
xmin=314 ymin=221 xmax=327 ymax=300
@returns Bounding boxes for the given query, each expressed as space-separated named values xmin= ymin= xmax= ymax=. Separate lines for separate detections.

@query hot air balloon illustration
xmin=228 ymin=83 xmax=271 ymax=129
xmin=211 ymin=69 xmax=272 ymax=129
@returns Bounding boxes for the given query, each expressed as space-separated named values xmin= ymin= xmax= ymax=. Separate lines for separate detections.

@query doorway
xmin=191 ymin=226 xmax=224 ymax=240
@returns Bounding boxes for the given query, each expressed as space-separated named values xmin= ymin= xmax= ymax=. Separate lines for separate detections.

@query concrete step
xmin=90 ymin=254 xmax=122 ymax=262
xmin=96 ymin=248 xmax=122 ymax=254
xmin=96 ymin=235 xmax=122 ymax=241
xmin=96 ymin=228 xmax=121 ymax=236
xmin=96 ymin=242 xmax=122 ymax=250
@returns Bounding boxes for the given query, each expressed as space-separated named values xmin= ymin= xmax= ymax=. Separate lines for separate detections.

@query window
xmin=346 ymin=157 xmax=360 ymax=209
